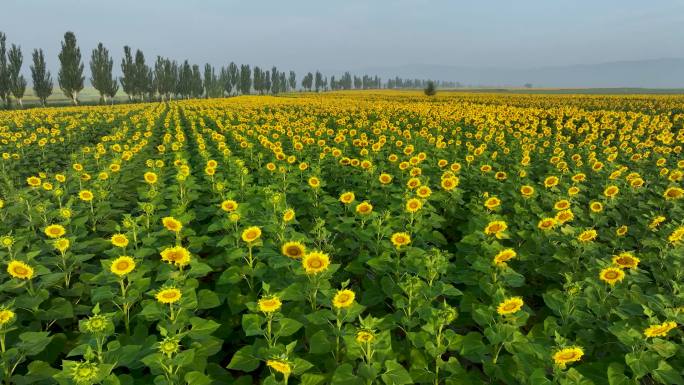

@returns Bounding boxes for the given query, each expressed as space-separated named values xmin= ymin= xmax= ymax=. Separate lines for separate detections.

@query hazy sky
xmin=2 ymin=0 xmax=683 ymax=75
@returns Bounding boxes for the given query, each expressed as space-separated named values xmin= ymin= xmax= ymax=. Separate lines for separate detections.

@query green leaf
xmin=18 ymin=332 xmax=53 ymax=356
xmin=308 ymin=330 xmax=332 ymax=354
xmin=381 ymin=360 xmax=413 ymax=385
xmin=301 ymin=373 xmax=327 ymax=385
xmin=277 ymin=318 xmax=303 ymax=337
xmin=184 ymin=371 xmax=212 ymax=385
xmin=331 ymin=364 xmax=363 ymax=385
xmin=189 ymin=317 xmax=221 ymax=339
xmin=653 ymin=361 xmax=684 ymax=385
xmin=196 ymin=289 xmax=221 ymax=309
xmin=241 ymin=314 xmax=263 ymax=337
xmin=227 ymin=345 xmax=260 ymax=372
xmin=606 ymin=363 xmax=631 ymax=385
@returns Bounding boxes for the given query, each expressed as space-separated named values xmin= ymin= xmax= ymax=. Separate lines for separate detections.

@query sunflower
xmin=332 ymin=289 xmax=355 ymax=309
xmin=664 ymin=187 xmax=683 ymax=200
xmin=266 ymin=360 xmax=291 ymax=376
xmin=416 ymin=186 xmax=432 ymax=198
xmin=302 ymin=251 xmax=331 ymax=274
xmin=378 ymin=173 xmax=393 ymax=184
xmin=599 ymin=267 xmax=625 ymax=285
xmin=616 ymin=225 xmax=628 ymax=237
xmin=553 ymin=200 xmax=570 ymax=211
xmin=308 ymin=176 xmax=321 ymax=189
xmin=603 ymin=185 xmax=619 ymax=198
xmin=390 ymin=232 xmax=411 ymax=248
xmin=568 ymin=186 xmax=580 ymax=196
xmin=45 ymin=224 xmax=66 ymax=239
xmin=281 ymin=241 xmax=306 ymax=259
xmin=258 ymin=296 xmax=282 ymax=313
xmin=54 ymin=238 xmax=70 ymax=253
xmin=356 ymin=330 xmax=375 ymax=343
xmin=496 ymin=297 xmax=524 ymax=315
xmin=160 ymin=246 xmax=191 ymax=267
xmin=612 ymin=252 xmax=639 ymax=269
xmin=484 ymin=221 xmax=507 ymax=237
xmin=110 ymin=233 xmax=129 ymax=248
xmin=78 ymin=190 xmax=94 ymax=202
xmin=493 ymin=249 xmax=517 ymax=267
xmin=520 ymin=185 xmax=535 ymax=197
xmin=552 ymin=347 xmax=584 ymax=368
xmin=668 ymin=226 xmax=684 ymax=244
xmin=643 ymin=321 xmax=677 ymax=338
xmin=355 ymin=201 xmax=373 ymax=215
xmin=0 ymin=308 xmax=15 ymax=326
xmin=577 ymin=229 xmax=597 ymax=243
xmin=7 ymin=260 xmax=34 ymax=280
xmin=441 ymin=177 xmax=458 ymax=191
xmin=538 ymin=218 xmax=557 ymax=231
xmin=484 ymin=197 xmax=501 ymax=210
xmin=241 ymin=226 xmax=262 ymax=243
xmin=221 ymin=200 xmax=238 ymax=212
xmin=589 ymin=202 xmax=603 ymax=213
xmin=555 ymin=209 xmax=574 ymax=224
xmin=405 ymin=198 xmax=422 ymax=213
xmin=70 ymin=361 xmax=100 ymax=384
xmin=110 ymin=256 xmax=136 ymax=276
xmin=162 ymin=217 xmax=183 ymax=233
xmin=339 ymin=192 xmax=355 ymax=205
xmin=156 ymin=288 xmax=182 ymax=304
xmin=283 ymin=209 xmax=295 ymax=222
xmin=144 ymin=172 xmax=158 ymax=184
xmin=27 ymin=176 xmax=42 ymax=187
xmin=544 ymin=176 xmax=559 ymax=188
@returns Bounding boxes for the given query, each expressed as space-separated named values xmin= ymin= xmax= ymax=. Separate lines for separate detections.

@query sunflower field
xmin=0 ymin=91 xmax=682 ymax=385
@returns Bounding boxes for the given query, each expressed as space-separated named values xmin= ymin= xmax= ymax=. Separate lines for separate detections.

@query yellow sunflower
xmin=302 ymin=251 xmax=331 ymax=274
xmin=144 ymin=172 xmax=158 ymax=184
xmin=45 ymin=224 xmax=66 ymax=239
xmin=484 ymin=197 xmax=501 ymax=210
xmin=577 ymin=229 xmax=597 ymax=243
xmin=612 ymin=252 xmax=639 ymax=269
xmin=156 ymin=288 xmax=182 ymax=304
xmin=496 ymin=297 xmax=524 ymax=315
xmin=663 ymin=187 xmax=683 ymax=200
xmin=241 ymin=226 xmax=262 ymax=243
xmin=552 ymin=347 xmax=584 ymax=368
xmin=484 ymin=221 xmax=507 ymax=237
xmin=339 ymin=192 xmax=355 ymax=205
xmin=332 ymin=289 xmax=355 ymax=309
xmin=110 ymin=233 xmax=129 ymax=248
xmin=7 ymin=260 xmax=34 ymax=280
xmin=643 ymin=321 xmax=677 ymax=338
xmin=493 ymin=249 xmax=517 ymax=267
xmin=599 ymin=267 xmax=625 ymax=285
xmin=78 ymin=190 xmax=94 ymax=202
xmin=281 ymin=241 xmax=306 ymax=259
xmin=266 ymin=360 xmax=291 ymax=376
xmin=0 ymin=308 xmax=15 ymax=326
xmin=258 ymin=296 xmax=282 ymax=313
xmin=160 ymin=246 xmax=191 ymax=267
xmin=162 ymin=217 xmax=183 ymax=233
xmin=405 ymin=198 xmax=422 ymax=213
xmin=390 ymin=232 xmax=411 ymax=248
xmin=110 ymin=256 xmax=136 ymax=276
xmin=221 ymin=200 xmax=238 ymax=212
xmin=355 ymin=201 xmax=373 ymax=215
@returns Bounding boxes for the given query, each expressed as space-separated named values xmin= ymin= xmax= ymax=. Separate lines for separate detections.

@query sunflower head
xmin=111 ymin=256 xmax=136 ymax=276
xmin=45 ymin=224 xmax=66 ymax=239
xmin=281 ymin=241 xmax=306 ymax=259
xmin=160 ymin=246 xmax=191 ymax=267
xmin=552 ymin=347 xmax=584 ymax=369
xmin=110 ymin=233 xmax=129 ymax=248
xmin=643 ymin=321 xmax=677 ymax=338
xmin=156 ymin=287 xmax=182 ymax=304
xmin=332 ymin=289 xmax=355 ymax=309
xmin=390 ymin=232 xmax=411 ymax=249
xmin=302 ymin=251 xmax=331 ymax=275
xmin=496 ymin=297 xmax=524 ymax=315
xmin=241 ymin=226 xmax=262 ymax=244
xmin=258 ymin=296 xmax=282 ymax=313
xmin=162 ymin=217 xmax=183 ymax=233
xmin=599 ymin=267 xmax=625 ymax=285
xmin=7 ymin=260 xmax=34 ymax=280
xmin=78 ymin=190 xmax=94 ymax=202
xmin=221 ymin=199 xmax=238 ymax=212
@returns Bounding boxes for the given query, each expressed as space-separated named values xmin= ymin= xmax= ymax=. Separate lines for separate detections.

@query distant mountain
xmin=360 ymin=58 xmax=684 ymax=88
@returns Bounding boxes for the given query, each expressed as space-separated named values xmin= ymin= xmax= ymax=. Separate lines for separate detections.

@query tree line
xmin=0 ymin=31 xmax=452 ymax=108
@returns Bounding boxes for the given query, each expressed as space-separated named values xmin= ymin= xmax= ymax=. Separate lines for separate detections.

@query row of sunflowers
xmin=0 ymin=91 xmax=682 ymax=385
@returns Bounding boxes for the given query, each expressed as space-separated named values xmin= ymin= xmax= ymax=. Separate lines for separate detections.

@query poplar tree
xmin=228 ymin=62 xmax=239 ymax=95
xmin=8 ymin=44 xmax=26 ymax=108
xmin=239 ymin=64 xmax=251 ymax=95
xmin=57 ymin=31 xmax=85 ymax=105
xmin=288 ymin=71 xmax=296 ymax=91
xmin=0 ymin=32 xmax=9 ymax=108
xmin=120 ymin=46 xmax=135 ymax=101
xmin=31 ymin=49 xmax=53 ymax=106
xmin=90 ymin=43 xmax=117 ymax=104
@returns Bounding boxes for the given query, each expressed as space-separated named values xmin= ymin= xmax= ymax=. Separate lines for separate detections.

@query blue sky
xmin=2 ymin=0 xmax=683 ymax=74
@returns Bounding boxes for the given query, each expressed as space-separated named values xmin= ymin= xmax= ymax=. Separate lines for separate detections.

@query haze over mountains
xmin=360 ymin=58 xmax=684 ymax=88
